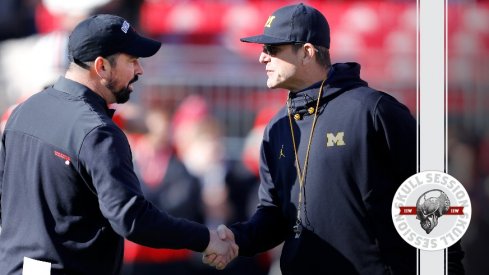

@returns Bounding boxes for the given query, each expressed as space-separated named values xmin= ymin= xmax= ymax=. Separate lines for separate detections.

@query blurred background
xmin=0 ymin=0 xmax=487 ymax=274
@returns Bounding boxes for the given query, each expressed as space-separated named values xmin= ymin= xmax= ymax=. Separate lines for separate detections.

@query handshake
xmin=202 ymin=224 xmax=239 ymax=270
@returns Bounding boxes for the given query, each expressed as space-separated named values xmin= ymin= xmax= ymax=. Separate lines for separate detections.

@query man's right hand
xmin=202 ymin=225 xmax=238 ymax=270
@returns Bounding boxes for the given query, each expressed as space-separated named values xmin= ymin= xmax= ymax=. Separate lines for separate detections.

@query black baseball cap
xmin=68 ymin=14 xmax=161 ymax=62
xmin=240 ymin=3 xmax=330 ymax=48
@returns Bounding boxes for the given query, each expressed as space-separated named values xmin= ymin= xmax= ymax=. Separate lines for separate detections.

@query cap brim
xmin=240 ymin=34 xmax=293 ymax=45
xmin=125 ymin=35 xmax=162 ymax=58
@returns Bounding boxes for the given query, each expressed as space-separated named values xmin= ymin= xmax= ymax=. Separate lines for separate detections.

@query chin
xmin=266 ymin=80 xmax=278 ymax=89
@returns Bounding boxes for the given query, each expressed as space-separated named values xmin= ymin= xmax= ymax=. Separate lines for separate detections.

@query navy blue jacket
xmin=230 ymin=63 xmax=417 ymax=275
xmin=0 ymin=77 xmax=209 ymax=274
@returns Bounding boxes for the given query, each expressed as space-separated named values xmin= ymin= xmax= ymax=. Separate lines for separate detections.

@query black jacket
xmin=0 ymin=77 xmax=209 ymax=274
xmin=231 ymin=62 xmax=420 ymax=274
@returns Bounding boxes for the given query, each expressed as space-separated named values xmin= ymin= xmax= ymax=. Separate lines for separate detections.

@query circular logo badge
xmin=391 ymin=170 xmax=471 ymax=251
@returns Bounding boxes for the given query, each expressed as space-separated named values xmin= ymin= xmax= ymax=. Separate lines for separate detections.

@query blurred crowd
xmin=0 ymin=0 xmax=488 ymax=274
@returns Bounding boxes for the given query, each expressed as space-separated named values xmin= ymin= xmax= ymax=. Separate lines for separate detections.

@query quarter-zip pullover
xmin=0 ymin=77 xmax=209 ymax=274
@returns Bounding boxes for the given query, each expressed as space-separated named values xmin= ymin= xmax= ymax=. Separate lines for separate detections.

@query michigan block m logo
xmin=264 ymin=16 xmax=276 ymax=27
xmin=326 ymin=132 xmax=346 ymax=147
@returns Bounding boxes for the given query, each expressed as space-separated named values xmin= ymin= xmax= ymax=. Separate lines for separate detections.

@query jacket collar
xmin=287 ymin=62 xmax=368 ymax=116
xmin=52 ymin=76 xmax=116 ymax=118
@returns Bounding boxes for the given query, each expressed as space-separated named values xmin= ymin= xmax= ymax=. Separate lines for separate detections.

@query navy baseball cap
xmin=240 ymin=3 xmax=330 ymax=48
xmin=68 ymin=14 xmax=161 ymax=62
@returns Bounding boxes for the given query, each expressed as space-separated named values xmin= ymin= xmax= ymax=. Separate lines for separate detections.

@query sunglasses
xmin=262 ymin=43 xmax=317 ymax=56
xmin=262 ymin=44 xmax=287 ymax=56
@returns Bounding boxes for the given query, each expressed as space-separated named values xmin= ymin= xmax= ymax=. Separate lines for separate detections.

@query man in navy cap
xmin=203 ymin=3 xmax=464 ymax=274
xmin=0 ymin=14 xmax=237 ymax=274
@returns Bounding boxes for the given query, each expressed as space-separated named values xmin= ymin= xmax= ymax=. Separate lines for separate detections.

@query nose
xmin=135 ymin=59 xmax=144 ymax=75
xmin=259 ymin=52 xmax=270 ymax=64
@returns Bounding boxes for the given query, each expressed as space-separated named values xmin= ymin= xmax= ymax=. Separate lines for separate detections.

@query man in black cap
xmin=203 ymin=3 xmax=464 ymax=274
xmin=0 ymin=14 xmax=237 ymax=274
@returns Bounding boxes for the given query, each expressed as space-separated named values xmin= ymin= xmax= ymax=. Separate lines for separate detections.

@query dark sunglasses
xmin=262 ymin=44 xmax=284 ymax=56
xmin=262 ymin=43 xmax=317 ymax=56
xmin=262 ymin=43 xmax=305 ymax=56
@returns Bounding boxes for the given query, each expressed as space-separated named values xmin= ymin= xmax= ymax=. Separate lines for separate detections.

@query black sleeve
xmin=374 ymin=94 xmax=417 ymax=182
xmin=79 ymin=124 xmax=210 ymax=252
xmin=230 ymin=205 xmax=288 ymax=256
xmin=230 ymin=134 xmax=288 ymax=256
xmin=372 ymin=95 xmax=418 ymax=274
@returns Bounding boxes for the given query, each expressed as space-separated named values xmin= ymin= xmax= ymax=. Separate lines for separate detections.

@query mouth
xmin=128 ymin=76 xmax=139 ymax=90
xmin=129 ymin=75 xmax=139 ymax=85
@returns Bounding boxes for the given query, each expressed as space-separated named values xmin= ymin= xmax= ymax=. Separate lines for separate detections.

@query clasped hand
xmin=202 ymin=224 xmax=238 ymax=270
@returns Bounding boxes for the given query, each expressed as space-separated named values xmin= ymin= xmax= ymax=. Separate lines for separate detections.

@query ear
xmin=301 ymin=43 xmax=317 ymax=65
xmin=93 ymin=56 xmax=112 ymax=79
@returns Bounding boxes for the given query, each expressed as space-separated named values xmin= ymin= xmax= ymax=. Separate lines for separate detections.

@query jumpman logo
xmin=279 ymin=145 xmax=286 ymax=159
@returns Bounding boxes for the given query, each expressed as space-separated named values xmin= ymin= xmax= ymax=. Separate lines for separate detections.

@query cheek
xmin=109 ymin=70 xmax=122 ymax=83
xmin=277 ymin=64 xmax=296 ymax=80
xmin=116 ymin=72 xmax=133 ymax=87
